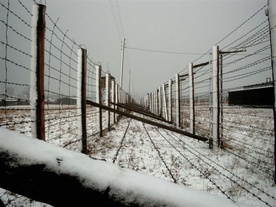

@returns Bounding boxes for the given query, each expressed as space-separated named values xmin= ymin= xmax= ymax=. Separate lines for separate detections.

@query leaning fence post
xmin=106 ymin=73 xmax=111 ymax=131
xmin=96 ymin=65 xmax=103 ymax=137
xmin=189 ymin=63 xmax=195 ymax=134
xmin=77 ymin=48 xmax=87 ymax=154
xmin=30 ymin=4 xmax=46 ymax=141
xmin=175 ymin=74 xmax=180 ymax=127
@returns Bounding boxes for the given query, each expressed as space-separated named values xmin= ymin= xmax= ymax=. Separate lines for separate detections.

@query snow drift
xmin=0 ymin=128 xmax=247 ymax=207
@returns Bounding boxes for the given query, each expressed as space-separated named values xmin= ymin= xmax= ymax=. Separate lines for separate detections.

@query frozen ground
xmin=0 ymin=106 xmax=275 ymax=206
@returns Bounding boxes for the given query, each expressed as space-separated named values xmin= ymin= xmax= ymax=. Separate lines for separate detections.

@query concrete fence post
xmin=96 ymin=65 xmax=103 ymax=137
xmin=189 ymin=63 xmax=195 ymax=134
xmin=30 ymin=4 xmax=46 ymax=141
xmin=212 ymin=46 xmax=220 ymax=148
xmin=175 ymin=74 xmax=180 ymax=127
xmin=168 ymin=79 xmax=172 ymax=122
xmin=106 ymin=73 xmax=111 ymax=131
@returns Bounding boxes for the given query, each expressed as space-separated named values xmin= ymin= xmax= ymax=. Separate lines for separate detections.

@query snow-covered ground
xmin=0 ymin=106 xmax=275 ymax=206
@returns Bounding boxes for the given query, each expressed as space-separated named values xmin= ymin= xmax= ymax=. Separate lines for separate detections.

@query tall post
xmin=159 ymin=86 xmax=162 ymax=117
xmin=147 ymin=93 xmax=150 ymax=110
xmin=153 ymin=90 xmax=156 ymax=114
xmin=268 ymin=0 xmax=276 ymax=184
xmin=129 ymin=69 xmax=131 ymax=94
xmin=212 ymin=46 xmax=220 ymax=147
xmin=220 ymin=54 xmax=224 ymax=147
xmin=106 ymin=73 xmax=111 ymax=131
xmin=175 ymin=74 xmax=180 ymax=127
xmin=111 ymin=80 xmax=115 ymax=125
xmin=168 ymin=79 xmax=172 ymax=122
xmin=120 ymin=38 xmax=125 ymax=89
xmin=115 ymin=84 xmax=119 ymax=122
xmin=154 ymin=90 xmax=157 ymax=115
xmin=30 ymin=4 xmax=46 ymax=141
xmin=162 ymin=83 xmax=168 ymax=120
xmin=149 ymin=93 xmax=152 ymax=112
xmin=77 ymin=48 xmax=87 ymax=154
xmin=209 ymin=53 xmax=213 ymax=149
xmin=96 ymin=65 xmax=103 ymax=137
xmin=189 ymin=63 xmax=195 ymax=134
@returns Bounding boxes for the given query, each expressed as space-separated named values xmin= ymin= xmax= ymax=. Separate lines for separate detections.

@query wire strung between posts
xmin=224 ymin=66 xmax=271 ymax=83
xmin=226 ymin=127 xmax=273 ymax=150
xmin=218 ymin=4 xmax=268 ymax=46
xmin=113 ymin=118 xmax=132 ymax=164
xmin=0 ymin=2 xmax=32 ymax=28
xmin=151 ymin=127 xmax=233 ymax=200
xmin=167 ymin=130 xmax=276 ymax=202
xmin=225 ymin=137 xmax=274 ymax=162
xmin=0 ymin=41 xmax=32 ymax=57
xmin=223 ymin=119 xmax=274 ymax=134
xmin=223 ymin=110 xmax=273 ymax=120
xmin=142 ymin=123 xmax=177 ymax=184
xmin=161 ymin=129 xmax=275 ymax=206
xmin=17 ymin=0 xmax=32 ymax=16
xmin=223 ymin=45 xmax=270 ymax=68
xmin=222 ymin=19 xmax=268 ymax=50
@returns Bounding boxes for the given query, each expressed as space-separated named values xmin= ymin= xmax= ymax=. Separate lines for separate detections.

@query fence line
xmin=1 ymin=0 xmax=276 ymax=206
xmin=141 ymin=1 xmax=275 ymax=185
xmin=0 ymin=2 xmax=132 ymax=204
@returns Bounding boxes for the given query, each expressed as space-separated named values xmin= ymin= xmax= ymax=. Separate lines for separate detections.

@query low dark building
xmin=56 ymin=97 xmax=77 ymax=105
xmin=228 ymin=83 xmax=273 ymax=107
xmin=0 ymin=98 xmax=29 ymax=106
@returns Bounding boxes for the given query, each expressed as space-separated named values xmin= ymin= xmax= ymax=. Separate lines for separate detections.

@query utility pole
xmin=129 ymin=69 xmax=131 ymax=94
xmin=120 ymin=38 xmax=125 ymax=89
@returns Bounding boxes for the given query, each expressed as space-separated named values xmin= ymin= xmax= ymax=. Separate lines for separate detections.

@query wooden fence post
xmin=77 ymin=48 xmax=87 ymax=154
xmin=189 ymin=63 xmax=195 ymax=134
xmin=96 ymin=65 xmax=103 ymax=137
xmin=175 ymin=74 xmax=180 ymax=127
xmin=106 ymin=73 xmax=111 ymax=131
xmin=30 ymin=4 xmax=46 ymax=141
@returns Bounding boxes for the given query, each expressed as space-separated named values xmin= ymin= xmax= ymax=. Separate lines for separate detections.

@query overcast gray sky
xmin=43 ymin=0 xmax=267 ymax=96
xmin=1 ymin=0 xmax=270 ymax=99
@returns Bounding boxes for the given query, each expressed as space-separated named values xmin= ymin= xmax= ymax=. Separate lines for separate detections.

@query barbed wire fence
xmin=0 ymin=0 xmax=131 ymax=206
xmin=142 ymin=0 xmax=275 ymax=202
xmin=1 ymin=0 xmax=276 ymax=206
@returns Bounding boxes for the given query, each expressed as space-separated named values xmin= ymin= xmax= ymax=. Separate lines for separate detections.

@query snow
xmin=29 ymin=4 xmax=39 ymax=139
xmin=0 ymin=106 xmax=275 ymax=206
xmin=0 ymin=127 xmax=247 ymax=207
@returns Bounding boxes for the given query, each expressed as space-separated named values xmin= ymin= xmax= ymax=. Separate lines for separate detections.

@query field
xmin=0 ymin=105 xmax=275 ymax=207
